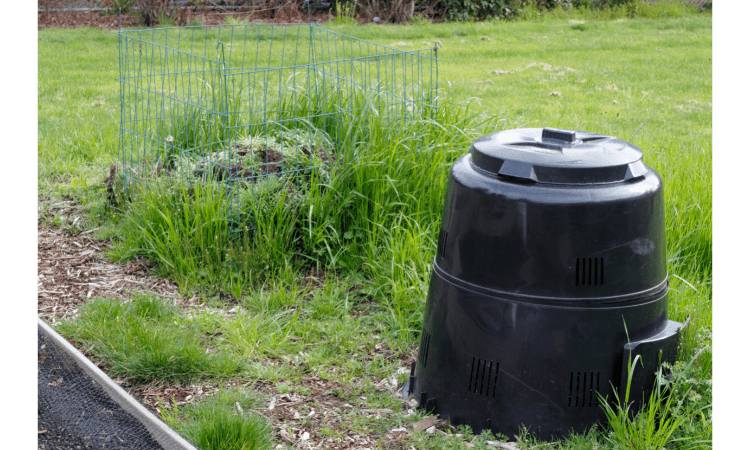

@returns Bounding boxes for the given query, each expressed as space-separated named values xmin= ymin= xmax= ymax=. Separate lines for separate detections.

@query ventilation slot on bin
xmin=437 ymin=229 xmax=448 ymax=259
xmin=468 ymin=357 xmax=499 ymax=397
xmin=418 ymin=331 xmax=431 ymax=367
xmin=576 ymin=258 xmax=604 ymax=286
xmin=568 ymin=371 xmax=600 ymax=407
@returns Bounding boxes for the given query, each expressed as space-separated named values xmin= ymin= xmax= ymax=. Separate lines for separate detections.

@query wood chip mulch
xmin=37 ymin=200 xmax=199 ymax=325
xmin=37 ymin=197 xmax=422 ymax=449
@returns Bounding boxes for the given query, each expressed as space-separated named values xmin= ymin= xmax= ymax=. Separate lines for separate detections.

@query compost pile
xmin=38 ymin=328 xmax=165 ymax=450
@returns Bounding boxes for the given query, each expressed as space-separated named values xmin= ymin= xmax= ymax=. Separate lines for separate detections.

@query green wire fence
xmin=118 ymin=22 xmax=438 ymax=231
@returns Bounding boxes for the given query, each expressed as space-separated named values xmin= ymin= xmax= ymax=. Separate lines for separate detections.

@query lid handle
xmin=542 ymin=128 xmax=576 ymax=143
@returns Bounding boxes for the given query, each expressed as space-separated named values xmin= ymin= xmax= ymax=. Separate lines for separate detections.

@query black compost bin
xmin=409 ymin=127 xmax=682 ymax=440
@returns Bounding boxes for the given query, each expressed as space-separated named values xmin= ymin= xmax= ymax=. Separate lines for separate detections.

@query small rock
xmin=487 ymin=442 xmax=520 ymax=449
xmin=293 ymin=411 xmax=301 ymax=420
xmin=300 ymin=431 xmax=310 ymax=441
xmin=425 ymin=426 xmax=436 ymax=434
xmin=390 ymin=427 xmax=408 ymax=432
xmin=373 ymin=17 xmax=380 ymax=23
xmin=413 ymin=415 xmax=437 ymax=431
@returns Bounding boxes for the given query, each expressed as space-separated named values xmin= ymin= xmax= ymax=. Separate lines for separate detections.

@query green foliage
xmin=192 ymin=410 xmax=272 ymax=450
xmin=442 ymin=0 xmax=525 ymax=22
xmin=665 ymin=330 xmax=713 ymax=448
xmin=334 ymin=1 xmax=358 ymax=25
xmin=439 ymin=0 xmax=641 ymax=23
xmin=99 ymin=0 xmax=136 ymax=15
xmin=599 ymin=354 xmax=685 ymax=450
xmin=224 ymin=14 xmax=252 ymax=26
xmin=56 ymin=295 xmax=244 ymax=383
xmin=40 ymin=16 xmax=711 ymax=448
xmin=110 ymin=179 xmax=236 ymax=290
xmin=163 ymin=389 xmax=273 ymax=450
xmin=133 ymin=0 xmax=186 ymax=27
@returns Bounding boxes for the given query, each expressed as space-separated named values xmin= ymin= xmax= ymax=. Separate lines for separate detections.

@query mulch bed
xmin=38 ymin=196 xmax=421 ymax=449
xmin=37 ymin=200 xmax=190 ymax=326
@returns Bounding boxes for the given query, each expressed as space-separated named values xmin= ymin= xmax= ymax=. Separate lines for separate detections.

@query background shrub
xmin=440 ymin=0 xmax=525 ymax=21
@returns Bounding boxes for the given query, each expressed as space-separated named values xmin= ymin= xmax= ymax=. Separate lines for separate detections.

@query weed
xmin=598 ymin=352 xmax=685 ymax=449
xmin=224 ymin=15 xmax=251 ymax=26
xmin=334 ymin=2 xmax=358 ymax=25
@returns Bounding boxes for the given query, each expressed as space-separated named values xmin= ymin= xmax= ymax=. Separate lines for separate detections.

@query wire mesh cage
xmin=118 ymin=23 xmax=439 ymax=230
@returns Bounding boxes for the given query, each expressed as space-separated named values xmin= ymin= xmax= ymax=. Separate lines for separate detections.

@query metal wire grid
xmin=118 ymin=23 xmax=438 ymax=229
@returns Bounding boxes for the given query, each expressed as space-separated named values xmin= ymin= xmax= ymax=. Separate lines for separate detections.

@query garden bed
xmin=39 ymin=11 xmax=712 ymax=449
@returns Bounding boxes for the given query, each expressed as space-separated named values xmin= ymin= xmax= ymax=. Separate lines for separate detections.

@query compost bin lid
xmin=470 ymin=127 xmax=649 ymax=185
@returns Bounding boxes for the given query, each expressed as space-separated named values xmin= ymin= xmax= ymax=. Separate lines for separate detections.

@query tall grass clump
xmin=56 ymin=295 xmax=245 ymax=384
xmin=299 ymin=96 xmax=503 ymax=346
xmin=110 ymin=179 xmax=235 ymax=289
xmin=649 ymin=139 xmax=711 ymax=367
xmin=599 ymin=335 xmax=712 ymax=449
xmin=600 ymin=354 xmax=683 ymax=450
xmin=161 ymin=389 xmax=273 ymax=450
xmin=112 ymin=91 xmax=498 ymax=288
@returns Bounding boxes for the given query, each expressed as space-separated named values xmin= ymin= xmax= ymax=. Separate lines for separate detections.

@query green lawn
xmin=39 ymin=9 xmax=711 ymax=450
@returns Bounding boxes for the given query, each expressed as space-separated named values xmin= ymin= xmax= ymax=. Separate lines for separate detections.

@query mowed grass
xmin=39 ymin=7 xmax=711 ymax=449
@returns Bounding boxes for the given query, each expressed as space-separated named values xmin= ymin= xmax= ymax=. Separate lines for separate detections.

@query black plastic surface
xmin=415 ymin=128 xmax=679 ymax=441
xmin=470 ymin=127 xmax=648 ymax=185
xmin=620 ymin=320 xmax=683 ymax=413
